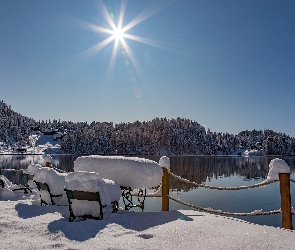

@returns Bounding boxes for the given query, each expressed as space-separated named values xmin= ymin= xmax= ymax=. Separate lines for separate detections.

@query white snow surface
xmin=266 ymin=158 xmax=290 ymax=181
xmin=0 ymin=197 xmax=295 ymax=249
xmin=74 ymin=155 xmax=163 ymax=189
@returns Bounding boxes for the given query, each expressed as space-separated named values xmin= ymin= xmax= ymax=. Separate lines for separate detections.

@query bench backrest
xmin=0 ymin=179 xmax=4 ymax=189
xmin=65 ymin=189 xmax=102 ymax=202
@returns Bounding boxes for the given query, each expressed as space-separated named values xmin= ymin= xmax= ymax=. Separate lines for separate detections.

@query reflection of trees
xmin=169 ymin=156 xmax=295 ymax=192
xmin=51 ymin=155 xmax=78 ymax=172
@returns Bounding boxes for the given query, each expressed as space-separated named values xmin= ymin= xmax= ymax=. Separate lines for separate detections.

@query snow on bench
xmin=64 ymin=172 xmax=121 ymax=221
xmin=0 ymin=175 xmax=31 ymax=200
xmin=74 ymin=155 xmax=163 ymax=189
xmin=33 ymin=167 xmax=68 ymax=206
xmin=23 ymin=164 xmax=42 ymax=188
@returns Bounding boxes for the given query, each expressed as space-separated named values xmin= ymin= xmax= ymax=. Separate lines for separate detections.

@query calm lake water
xmin=1 ymin=154 xmax=295 ymax=228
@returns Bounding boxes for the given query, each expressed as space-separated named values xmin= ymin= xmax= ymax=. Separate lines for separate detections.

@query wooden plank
xmin=70 ymin=190 xmax=98 ymax=201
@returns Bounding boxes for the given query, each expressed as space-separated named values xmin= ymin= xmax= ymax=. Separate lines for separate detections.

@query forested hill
xmin=0 ymin=100 xmax=36 ymax=145
xmin=1 ymin=100 xmax=295 ymax=155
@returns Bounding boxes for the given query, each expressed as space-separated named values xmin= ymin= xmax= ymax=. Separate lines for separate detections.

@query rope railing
xmin=167 ymin=170 xmax=278 ymax=190
xmin=50 ymin=166 xmax=67 ymax=174
xmin=161 ymin=166 xmax=294 ymax=230
xmin=168 ymin=195 xmax=282 ymax=216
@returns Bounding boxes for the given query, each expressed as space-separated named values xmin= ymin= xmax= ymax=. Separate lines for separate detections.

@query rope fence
xmin=168 ymin=195 xmax=282 ymax=216
xmin=168 ymin=170 xmax=279 ymax=190
xmin=161 ymin=167 xmax=294 ymax=230
xmin=40 ymin=157 xmax=295 ymax=230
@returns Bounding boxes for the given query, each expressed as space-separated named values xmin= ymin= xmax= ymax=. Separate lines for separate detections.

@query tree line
xmin=1 ymin=100 xmax=295 ymax=155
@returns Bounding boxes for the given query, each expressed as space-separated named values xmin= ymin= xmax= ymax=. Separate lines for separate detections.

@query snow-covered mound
xmin=74 ymin=155 xmax=163 ymax=189
xmin=65 ymin=172 xmax=121 ymax=218
xmin=266 ymin=158 xmax=290 ymax=181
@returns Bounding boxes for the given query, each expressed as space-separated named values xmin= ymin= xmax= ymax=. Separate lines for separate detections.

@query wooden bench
xmin=34 ymin=181 xmax=63 ymax=206
xmin=0 ymin=179 xmax=31 ymax=193
xmin=23 ymin=173 xmax=34 ymax=182
xmin=64 ymin=189 xmax=118 ymax=222
xmin=23 ymin=173 xmax=34 ymax=187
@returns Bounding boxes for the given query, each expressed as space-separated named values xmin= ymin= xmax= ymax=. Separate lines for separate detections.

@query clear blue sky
xmin=1 ymin=0 xmax=294 ymax=137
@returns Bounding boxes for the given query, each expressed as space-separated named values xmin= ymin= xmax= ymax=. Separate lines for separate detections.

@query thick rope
xmin=168 ymin=170 xmax=278 ymax=190
xmin=290 ymin=179 xmax=295 ymax=184
xmin=168 ymin=195 xmax=282 ymax=216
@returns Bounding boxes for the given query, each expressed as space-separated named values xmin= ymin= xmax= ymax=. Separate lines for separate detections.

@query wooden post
xmin=162 ymin=167 xmax=169 ymax=211
xmin=44 ymin=155 xmax=52 ymax=168
xmin=279 ymin=173 xmax=293 ymax=230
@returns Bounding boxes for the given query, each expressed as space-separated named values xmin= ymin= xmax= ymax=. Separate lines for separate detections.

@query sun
xmin=111 ymin=27 xmax=125 ymax=42
xmin=78 ymin=0 xmax=170 ymax=83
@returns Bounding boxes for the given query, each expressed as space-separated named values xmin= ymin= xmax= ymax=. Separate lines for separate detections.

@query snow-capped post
xmin=159 ymin=156 xmax=170 ymax=211
xmin=44 ymin=155 xmax=52 ymax=168
xmin=266 ymin=158 xmax=292 ymax=230
xmin=279 ymin=173 xmax=293 ymax=230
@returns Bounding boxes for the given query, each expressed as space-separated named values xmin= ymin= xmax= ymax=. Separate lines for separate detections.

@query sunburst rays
xmin=77 ymin=0 xmax=170 ymax=85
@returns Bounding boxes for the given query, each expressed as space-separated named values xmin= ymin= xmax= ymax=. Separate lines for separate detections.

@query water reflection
xmin=1 ymin=155 xmax=295 ymax=188
xmin=168 ymin=156 xmax=295 ymax=192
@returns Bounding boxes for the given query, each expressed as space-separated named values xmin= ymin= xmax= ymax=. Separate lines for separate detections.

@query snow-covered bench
xmin=33 ymin=167 xmax=68 ymax=206
xmin=74 ymin=155 xmax=164 ymax=211
xmin=64 ymin=172 xmax=121 ymax=222
xmin=0 ymin=175 xmax=31 ymax=200
xmin=23 ymin=164 xmax=42 ymax=189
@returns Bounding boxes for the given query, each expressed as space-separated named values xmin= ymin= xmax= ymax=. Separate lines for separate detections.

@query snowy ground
xmin=1 ymin=195 xmax=295 ymax=250
xmin=0 ymin=133 xmax=63 ymax=155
